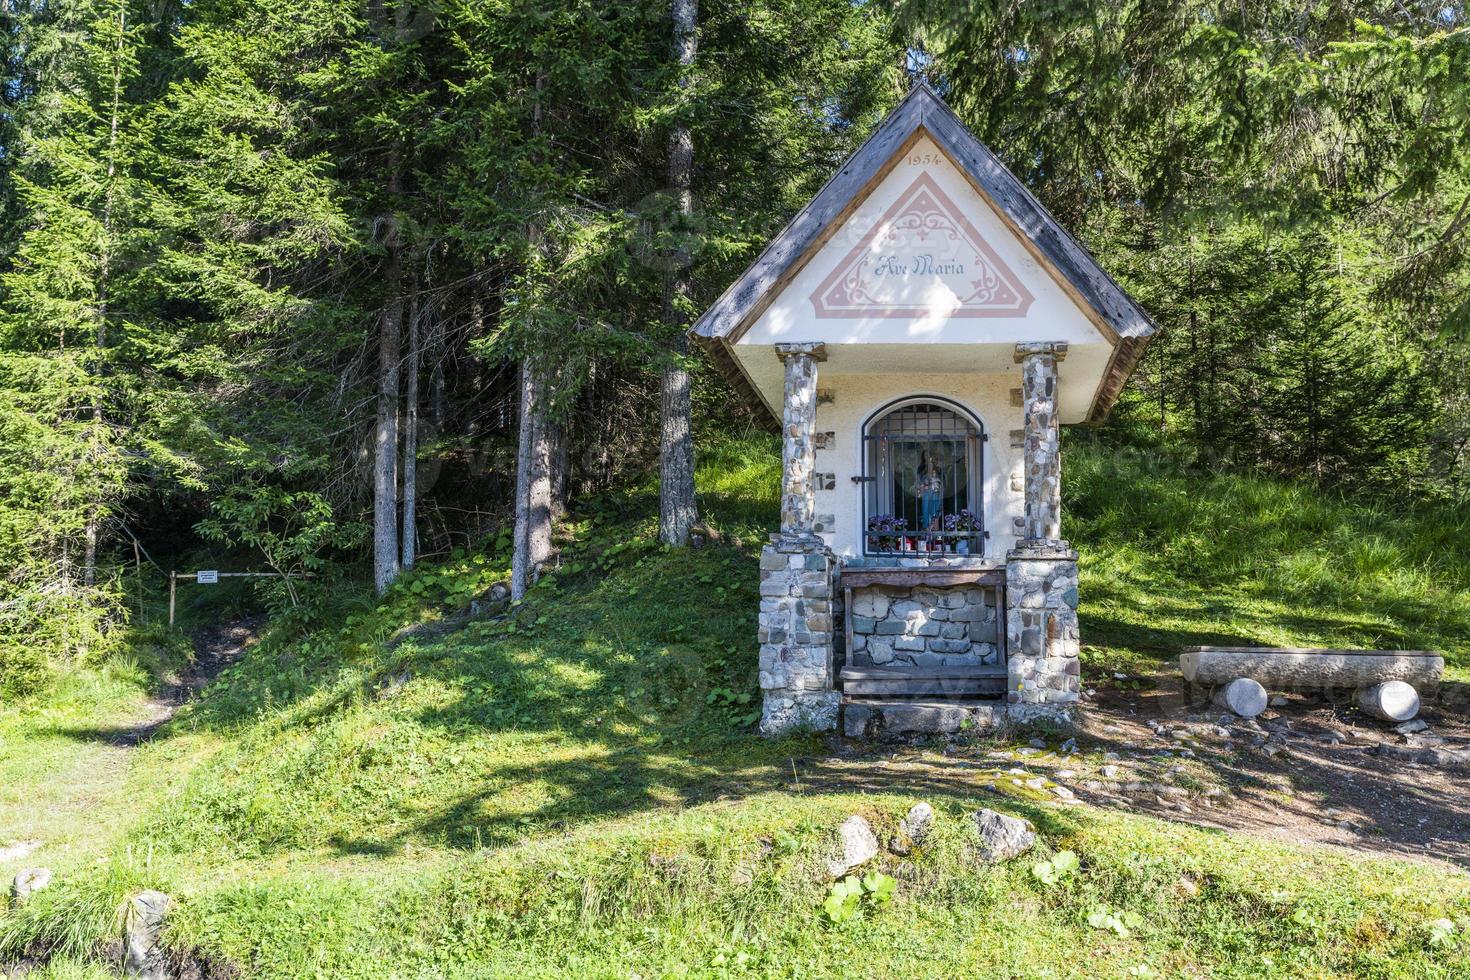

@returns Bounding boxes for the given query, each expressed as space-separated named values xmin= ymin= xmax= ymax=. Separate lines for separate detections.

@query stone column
xmin=1006 ymin=341 xmax=1080 ymax=718
xmin=757 ymin=342 xmax=839 ymax=735
xmin=1014 ymin=341 xmax=1067 ymax=548
xmin=776 ymin=342 xmax=825 ymax=545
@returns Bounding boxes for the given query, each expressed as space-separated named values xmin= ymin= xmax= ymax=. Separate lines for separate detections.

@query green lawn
xmin=2 ymin=435 xmax=1468 ymax=977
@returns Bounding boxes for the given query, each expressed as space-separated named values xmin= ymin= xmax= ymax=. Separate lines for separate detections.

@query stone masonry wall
xmin=847 ymin=586 xmax=1002 ymax=669
xmin=1005 ymin=555 xmax=1081 ymax=713
xmin=757 ymin=540 xmax=840 ymax=734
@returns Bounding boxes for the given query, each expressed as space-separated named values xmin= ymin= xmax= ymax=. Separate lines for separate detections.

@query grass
xmin=1066 ymin=433 xmax=1470 ymax=678
xmin=0 ymin=433 xmax=1467 ymax=977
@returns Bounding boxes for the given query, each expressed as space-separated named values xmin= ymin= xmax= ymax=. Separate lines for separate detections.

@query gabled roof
xmin=690 ymin=82 xmax=1157 ymax=424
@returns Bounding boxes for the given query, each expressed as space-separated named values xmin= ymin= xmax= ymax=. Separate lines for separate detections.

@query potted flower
xmin=866 ymin=514 xmax=907 ymax=552
xmin=948 ymin=509 xmax=980 ymax=554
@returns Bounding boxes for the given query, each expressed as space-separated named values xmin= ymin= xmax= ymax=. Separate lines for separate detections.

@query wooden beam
xmin=839 ymin=567 xmax=1005 ymax=589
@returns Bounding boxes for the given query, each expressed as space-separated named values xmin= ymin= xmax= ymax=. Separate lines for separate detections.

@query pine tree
xmin=0 ymin=0 xmax=147 ymax=680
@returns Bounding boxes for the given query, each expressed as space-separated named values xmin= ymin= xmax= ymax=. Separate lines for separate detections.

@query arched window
xmin=862 ymin=398 xmax=984 ymax=555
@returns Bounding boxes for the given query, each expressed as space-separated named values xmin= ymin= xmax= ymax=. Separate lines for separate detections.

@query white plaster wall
xmin=739 ymin=136 xmax=1107 ymax=351
xmin=729 ymin=134 xmax=1115 ymax=422
xmin=813 ymin=370 xmax=1022 ymax=561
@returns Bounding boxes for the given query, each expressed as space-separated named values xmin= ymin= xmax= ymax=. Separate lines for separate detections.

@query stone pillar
xmin=1006 ymin=341 xmax=1080 ymax=718
xmin=1014 ymin=341 xmax=1067 ymax=548
xmin=775 ymin=342 xmax=825 ymax=545
xmin=758 ymin=342 xmax=839 ymax=735
xmin=758 ymin=543 xmax=839 ymax=734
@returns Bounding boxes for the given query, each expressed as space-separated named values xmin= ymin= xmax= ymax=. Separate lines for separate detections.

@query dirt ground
xmin=811 ymin=676 xmax=1470 ymax=871
xmin=1072 ymin=678 xmax=1470 ymax=868
xmin=109 ymin=617 xmax=261 ymax=746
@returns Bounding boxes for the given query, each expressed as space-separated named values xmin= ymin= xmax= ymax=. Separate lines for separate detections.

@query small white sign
xmin=196 ymin=570 xmax=219 ymax=584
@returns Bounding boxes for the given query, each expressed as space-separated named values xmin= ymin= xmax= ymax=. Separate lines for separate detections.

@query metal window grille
xmin=860 ymin=399 xmax=985 ymax=557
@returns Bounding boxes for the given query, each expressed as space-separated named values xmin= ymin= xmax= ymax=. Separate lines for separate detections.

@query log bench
xmin=1179 ymin=646 xmax=1444 ymax=721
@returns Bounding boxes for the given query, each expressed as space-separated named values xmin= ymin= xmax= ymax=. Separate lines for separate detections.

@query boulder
xmin=901 ymin=802 xmax=934 ymax=844
xmin=123 ymin=890 xmax=172 ymax=980
xmin=891 ymin=801 xmax=935 ymax=855
xmin=970 ymin=808 xmax=1036 ymax=863
xmin=11 ymin=867 xmax=50 ymax=902
xmin=827 ymin=815 xmax=879 ymax=877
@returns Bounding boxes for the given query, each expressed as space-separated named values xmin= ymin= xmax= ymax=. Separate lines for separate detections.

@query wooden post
xmin=168 ymin=570 xmax=177 ymax=627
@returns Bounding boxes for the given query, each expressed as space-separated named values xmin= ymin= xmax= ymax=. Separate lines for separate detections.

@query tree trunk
xmin=401 ymin=281 xmax=420 ymax=570
xmin=511 ymin=358 xmax=553 ymax=600
xmin=373 ymin=173 xmax=405 ymax=595
xmin=658 ymin=0 xmax=699 ymax=547
xmin=511 ymin=72 xmax=553 ymax=601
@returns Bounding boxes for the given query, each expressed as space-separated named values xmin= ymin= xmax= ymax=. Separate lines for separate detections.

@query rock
xmin=1356 ymin=681 xmax=1420 ymax=722
xmin=1051 ymin=785 xmax=1075 ymax=801
xmin=1102 ymin=751 xmax=1121 ymax=762
xmin=970 ymin=808 xmax=1037 ymax=863
xmin=1375 ymin=742 xmax=1470 ymax=767
xmin=469 ymin=582 xmax=511 ymax=617
xmin=1269 ymin=695 xmax=1288 ymax=708
xmin=1213 ymin=678 xmax=1268 ymax=719
xmin=900 ymin=802 xmax=934 ymax=845
xmin=843 ymin=703 xmax=876 ymax=739
xmin=0 ymin=839 xmax=40 ymax=862
xmin=827 ymin=815 xmax=879 ymax=877
xmin=1028 ymin=737 xmax=1047 ymax=749
xmin=1016 ymin=746 xmax=1042 ymax=757
xmin=1056 ymin=769 xmax=1077 ymax=778
xmin=892 ymin=802 xmax=935 ymax=854
xmin=124 ymin=890 xmax=171 ymax=980
xmin=1101 ymin=765 xmax=1120 ymax=778
xmin=1319 ymin=731 xmax=1345 ymax=745
xmin=1060 ymin=737 xmax=1078 ymax=754
xmin=1394 ymin=719 xmax=1429 ymax=735
xmin=11 ymin=867 xmax=51 ymax=902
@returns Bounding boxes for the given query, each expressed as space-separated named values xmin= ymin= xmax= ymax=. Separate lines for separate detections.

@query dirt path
xmin=109 ymin=617 xmax=262 ymax=747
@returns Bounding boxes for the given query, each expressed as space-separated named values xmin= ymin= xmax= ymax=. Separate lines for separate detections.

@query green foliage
xmin=1031 ymin=848 xmax=1080 ymax=886
xmin=1088 ymin=904 xmax=1146 ymax=940
xmin=821 ymin=872 xmax=896 ymax=924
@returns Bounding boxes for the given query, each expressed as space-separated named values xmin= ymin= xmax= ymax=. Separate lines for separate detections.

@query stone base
xmin=1003 ymin=701 xmax=1077 ymax=726
xmin=1005 ymin=549 xmax=1081 ymax=709
xmin=843 ymin=700 xmax=998 ymax=737
xmin=758 ymin=540 xmax=838 ymax=736
xmin=762 ymin=690 xmax=841 ymax=736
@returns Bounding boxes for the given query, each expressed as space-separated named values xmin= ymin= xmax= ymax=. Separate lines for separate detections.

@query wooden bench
xmin=1179 ymin=646 xmax=1444 ymax=721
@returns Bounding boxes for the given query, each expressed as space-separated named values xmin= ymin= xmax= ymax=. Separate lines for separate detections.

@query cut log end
xmin=1356 ymin=681 xmax=1420 ymax=723
xmin=1213 ymin=677 xmax=1267 ymax=719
